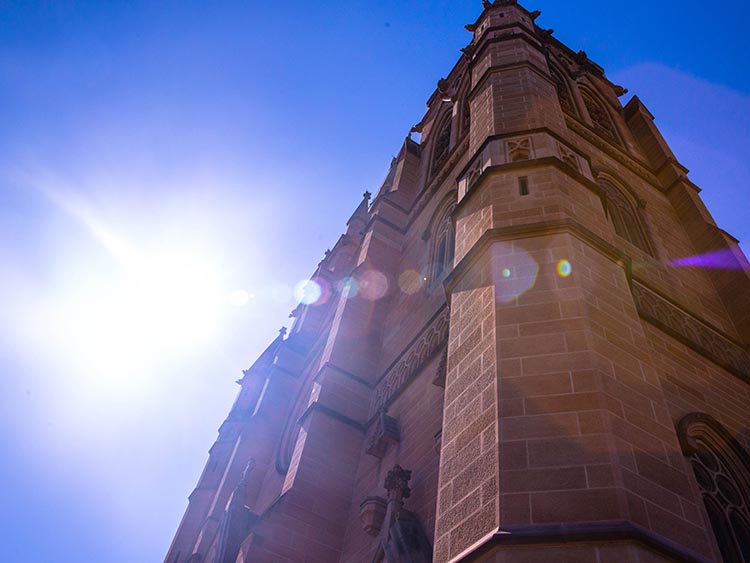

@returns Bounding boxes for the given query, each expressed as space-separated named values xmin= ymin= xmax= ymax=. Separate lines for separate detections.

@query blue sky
xmin=0 ymin=1 xmax=748 ymax=562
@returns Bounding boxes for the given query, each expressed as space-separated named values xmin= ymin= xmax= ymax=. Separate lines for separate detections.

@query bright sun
xmin=37 ymin=200 xmax=236 ymax=392
xmin=56 ymin=243 xmax=226 ymax=388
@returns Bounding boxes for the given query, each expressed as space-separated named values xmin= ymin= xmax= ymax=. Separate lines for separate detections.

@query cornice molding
xmin=632 ymin=280 xmax=750 ymax=381
xmin=444 ymin=219 xmax=631 ymax=296
xmin=565 ymin=115 xmax=662 ymax=188
xmin=452 ymin=521 xmax=710 ymax=563
xmin=371 ymin=306 xmax=450 ymax=417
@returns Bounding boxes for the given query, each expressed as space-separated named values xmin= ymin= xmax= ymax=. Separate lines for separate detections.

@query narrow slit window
xmin=519 ymin=176 xmax=529 ymax=196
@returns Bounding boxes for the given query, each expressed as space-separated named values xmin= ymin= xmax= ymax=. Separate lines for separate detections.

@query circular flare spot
xmin=557 ymin=260 xmax=572 ymax=278
xmin=359 ymin=270 xmax=389 ymax=301
xmin=398 ymin=270 xmax=424 ymax=295
xmin=229 ymin=290 xmax=250 ymax=307
xmin=338 ymin=276 xmax=359 ymax=298
xmin=294 ymin=279 xmax=324 ymax=306
xmin=492 ymin=243 xmax=539 ymax=303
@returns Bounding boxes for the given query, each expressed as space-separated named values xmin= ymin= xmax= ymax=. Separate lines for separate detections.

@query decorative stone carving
xmin=677 ymin=413 xmax=750 ymax=562
xmin=366 ymin=409 xmax=401 ymax=459
xmin=460 ymin=42 xmax=476 ymax=58
xmin=507 ymin=137 xmax=532 ymax=162
xmin=462 ymin=158 xmax=483 ymax=197
xmin=539 ymin=28 xmax=555 ymax=43
xmin=385 ymin=465 xmax=412 ymax=505
xmin=565 ymin=116 xmax=660 ymax=185
xmin=373 ymin=308 xmax=450 ymax=414
xmin=581 ymin=90 xmax=619 ymax=144
xmin=613 ymin=85 xmax=629 ymax=97
xmin=376 ymin=465 xmax=433 ymax=562
xmin=600 ymin=179 xmax=650 ymax=253
xmin=359 ymin=496 xmax=387 ymax=536
xmin=551 ymin=66 xmax=576 ymax=115
xmin=559 ymin=143 xmax=579 ymax=171
xmin=632 ymin=281 xmax=750 ymax=380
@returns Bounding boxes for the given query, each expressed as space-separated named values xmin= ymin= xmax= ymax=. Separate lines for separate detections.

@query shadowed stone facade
xmin=165 ymin=1 xmax=750 ymax=561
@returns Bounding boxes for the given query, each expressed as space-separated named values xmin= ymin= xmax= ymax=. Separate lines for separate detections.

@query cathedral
xmin=165 ymin=1 xmax=750 ymax=561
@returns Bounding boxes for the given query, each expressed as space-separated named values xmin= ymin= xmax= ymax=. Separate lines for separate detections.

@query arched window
xmin=431 ymin=205 xmax=456 ymax=280
xmin=581 ymin=89 xmax=619 ymax=144
xmin=599 ymin=178 xmax=651 ymax=254
xmin=678 ymin=413 xmax=750 ymax=563
xmin=461 ymin=95 xmax=471 ymax=137
xmin=431 ymin=113 xmax=452 ymax=176
xmin=551 ymin=65 xmax=576 ymax=116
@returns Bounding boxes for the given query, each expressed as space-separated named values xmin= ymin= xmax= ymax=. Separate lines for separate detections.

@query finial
xmin=384 ymin=464 xmax=412 ymax=504
xmin=530 ymin=10 xmax=542 ymax=21
xmin=482 ymin=0 xmax=493 ymax=8
xmin=279 ymin=327 xmax=287 ymax=337
xmin=363 ymin=191 xmax=372 ymax=200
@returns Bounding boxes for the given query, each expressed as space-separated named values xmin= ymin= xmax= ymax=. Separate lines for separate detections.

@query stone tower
xmin=165 ymin=2 xmax=750 ymax=562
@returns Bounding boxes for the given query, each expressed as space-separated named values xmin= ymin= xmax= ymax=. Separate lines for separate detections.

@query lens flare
xmin=359 ymin=270 xmax=389 ymax=301
xmin=557 ymin=260 xmax=572 ymax=278
xmin=294 ymin=280 xmax=323 ymax=306
xmin=271 ymin=284 xmax=294 ymax=304
xmin=229 ymin=289 xmax=250 ymax=306
xmin=338 ymin=276 xmax=359 ymax=298
xmin=492 ymin=243 xmax=539 ymax=303
xmin=398 ymin=270 xmax=424 ymax=295
xmin=670 ymin=249 xmax=748 ymax=270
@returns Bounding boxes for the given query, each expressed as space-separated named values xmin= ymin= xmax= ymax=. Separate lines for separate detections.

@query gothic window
xmin=431 ymin=114 xmax=452 ymax=176
xmin=581 ymin=89 xmax=619 ymax=144
xmin=551 ymin=66 xmax=576 ymax=115
xmin=457 ymin=77 xmax=471 ymax=139
xmin=431 ymin=205 xmax=456 ymax=280
xmin=599 ymin=179 xmax=651 ymax=254
xmin=461 ymin=95 xmax=471 ymax=137
xmin=679 ymin=414 xmax=750 ymax=563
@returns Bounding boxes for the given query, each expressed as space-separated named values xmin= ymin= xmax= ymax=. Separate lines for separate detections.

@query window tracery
xmin=581 ymin=89 xmax=619 ymax=144
xmin=551 ymin=65 xmax=576 ymax=115
xmin=599 ymin=178 xmax=650 ymax=254
xmin=431 ymin=204 xmax=456 ymax=281
xmin=679 ymin=414 xmax=750 ymax=563
xmin=461 ymin=95 xmax=471 ymax=137
xmin=431 ymin=114 xmax=452 ymax=176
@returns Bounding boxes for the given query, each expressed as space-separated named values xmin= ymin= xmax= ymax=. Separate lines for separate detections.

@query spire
xmin=345 ymin=190 xmax=372 ymax=232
